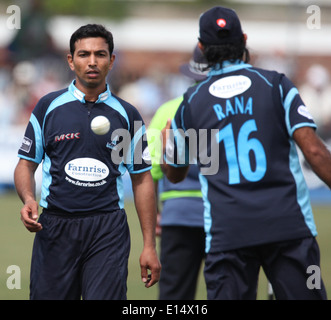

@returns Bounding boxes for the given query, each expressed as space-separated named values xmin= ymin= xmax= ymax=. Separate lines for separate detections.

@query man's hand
xmin=160 ymin=119 xmax=189 ymax=183
xmin=20 ymin=199 xmax=42 ymax=232
xmin=140 ymin=246 xmax=161 ymax=288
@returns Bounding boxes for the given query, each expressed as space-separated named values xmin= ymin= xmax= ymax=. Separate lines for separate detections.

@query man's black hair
xmin=69 ymin=24 xmax=114 ymax=56
xmin=201 ymin=34 xmax=250 ymax=69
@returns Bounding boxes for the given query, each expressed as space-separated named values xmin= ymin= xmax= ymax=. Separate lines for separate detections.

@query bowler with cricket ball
xmin=14 ymin=24 xmax=160 ymax=300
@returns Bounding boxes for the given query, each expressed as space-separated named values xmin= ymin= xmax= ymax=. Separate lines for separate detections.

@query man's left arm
xmin=281 ymin=75 xmax=331 ymax=188
xmin=130 ymin=171 xmax=161 ymax=288
xmin=293 ymin=127 xmax=331 ymax=188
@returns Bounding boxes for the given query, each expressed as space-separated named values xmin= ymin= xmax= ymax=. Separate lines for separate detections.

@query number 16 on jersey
xmin=216 ymin=119 xmax=267 ymax=185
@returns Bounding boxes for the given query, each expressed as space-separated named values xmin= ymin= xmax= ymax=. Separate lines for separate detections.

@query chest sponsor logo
xmin=65 ymin=157 xmax=109 ymax=182
xmin=55 ymin=132 xmax=80 ymax=142
xmin=209 ymin=75 xmax=252 ymax=99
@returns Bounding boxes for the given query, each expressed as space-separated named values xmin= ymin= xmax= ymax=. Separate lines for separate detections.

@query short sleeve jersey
xmin=18 ymin=81 xmax=151 ymax=213
xmin=168 ymin=61 xmax=318 ymax=253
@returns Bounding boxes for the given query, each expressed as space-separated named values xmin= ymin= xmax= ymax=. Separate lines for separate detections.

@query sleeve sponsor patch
xmin=19 ymin=136 xmax=33 ymax=153
xmin=297 ymin=105 xmax=314 ymax=120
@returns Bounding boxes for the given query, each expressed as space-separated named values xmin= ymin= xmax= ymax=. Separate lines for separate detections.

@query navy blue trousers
xmin=158 ymin=226 xmax=205 ymax=300
xmin=30 ymin=209 xmax=130 ymax=300
xmin=204 ymin=237 xmax=327 ymax=300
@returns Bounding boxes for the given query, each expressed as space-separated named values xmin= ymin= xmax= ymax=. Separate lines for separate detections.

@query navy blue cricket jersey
xmin=167 ymin=60 xmax=317 ymax=253
xmin=18 ymin=81 xmax=151 ymax=213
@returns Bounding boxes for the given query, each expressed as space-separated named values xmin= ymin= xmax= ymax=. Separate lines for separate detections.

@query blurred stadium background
xmin=0 ymin=0 xmax=330 ymax=300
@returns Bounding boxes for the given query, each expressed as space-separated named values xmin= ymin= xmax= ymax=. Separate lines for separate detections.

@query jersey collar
xmin=209 ymin=60 xmax=251 ymax=76
xmin=69 ymin=80 xmax=111 ymax=103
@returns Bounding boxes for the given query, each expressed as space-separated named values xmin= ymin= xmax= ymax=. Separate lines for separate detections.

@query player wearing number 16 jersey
xmin=163 ymin=6 xmax=331 ymax=300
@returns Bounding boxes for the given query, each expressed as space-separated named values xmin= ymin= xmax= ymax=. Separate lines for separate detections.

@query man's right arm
xmin=14 ymin=159 xmax=42 ymax=232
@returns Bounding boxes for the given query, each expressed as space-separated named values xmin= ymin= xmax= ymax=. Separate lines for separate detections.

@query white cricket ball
xmin=91 ymin=116 xmax=110 ymax=135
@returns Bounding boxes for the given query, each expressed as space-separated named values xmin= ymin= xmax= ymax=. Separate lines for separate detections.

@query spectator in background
xmin=117 ymin=65 xmax=171 ymax=125
xmin=7 ymin=0 xmax=57 ymax=63
xmin=148 ymin=45 xmax=209 ymax=299
xmin=299 ymin=64 xmax=331 ymax=140
xmin=4 ymin=0 xmax=67 ymax=126
xmin=254 ymin=49 xmax=296 ymax=81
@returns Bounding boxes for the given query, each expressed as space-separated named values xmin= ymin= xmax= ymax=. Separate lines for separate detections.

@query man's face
xmin=67 ymin=37 xmax=115 ymax=91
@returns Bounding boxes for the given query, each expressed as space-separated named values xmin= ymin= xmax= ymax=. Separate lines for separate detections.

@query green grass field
xmin=0 ymin=191 xmax=330 ymax=300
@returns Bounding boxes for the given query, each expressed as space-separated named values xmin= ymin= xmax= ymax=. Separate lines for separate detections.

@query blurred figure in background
xmin=117 ymin=66 xmax=166 ymax=125
xmin=7 ymin=0 xmax=57 ymax=63
xmin=299 ymin=64 xmax=331 ymax=140
xmin=148 ymin=45 xmax=209 ymax=300
xmin=2 ymin=0 xmax=67 ymax=127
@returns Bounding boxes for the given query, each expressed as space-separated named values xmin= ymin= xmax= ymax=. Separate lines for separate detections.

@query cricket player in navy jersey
xmin=14 ymin=24 xmax=161 ymax=300
xmin=162 ymin=7 xmax=331 ymax=300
